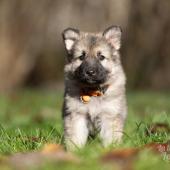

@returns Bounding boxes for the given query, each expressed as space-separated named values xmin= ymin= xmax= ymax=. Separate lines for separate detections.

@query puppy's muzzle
xmin=75 ymin=59 xmax=108 ymax=85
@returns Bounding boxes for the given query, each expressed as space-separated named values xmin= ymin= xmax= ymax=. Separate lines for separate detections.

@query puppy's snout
xmin=86 ymin=69 xmax=96 ymax=77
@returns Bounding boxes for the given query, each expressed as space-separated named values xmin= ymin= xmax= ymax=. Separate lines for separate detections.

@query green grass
xmin=0 ymin=90 xmax=170 ymax=170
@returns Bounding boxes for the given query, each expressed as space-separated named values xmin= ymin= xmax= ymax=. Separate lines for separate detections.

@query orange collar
xmin=80 ymin=85 xmax=109 ymax=104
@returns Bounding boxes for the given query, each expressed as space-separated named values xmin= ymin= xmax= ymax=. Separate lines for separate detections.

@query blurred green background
xmin=0 ymin=1 xmax=170 ymax=169
xmin=0 ymin=0 xmax=170 ymax=92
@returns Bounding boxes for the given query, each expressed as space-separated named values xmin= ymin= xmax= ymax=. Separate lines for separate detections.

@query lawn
xmin=0 ymin=90 xmax=170 ymax=170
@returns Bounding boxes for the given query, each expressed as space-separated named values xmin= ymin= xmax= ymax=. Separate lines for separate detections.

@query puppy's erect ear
xmin=62 ymin=28 xmax=80 ymax=52
xmin=103 ymin=26 xmax=122 ymax=50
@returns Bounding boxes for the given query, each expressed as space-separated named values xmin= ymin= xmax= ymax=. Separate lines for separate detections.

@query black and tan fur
xmin=62 ymin=26 xmax=127 ymax=150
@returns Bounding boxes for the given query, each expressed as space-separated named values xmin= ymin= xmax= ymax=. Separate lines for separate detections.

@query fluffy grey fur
xmin=62 ymin=26 xmax=127 ymax=150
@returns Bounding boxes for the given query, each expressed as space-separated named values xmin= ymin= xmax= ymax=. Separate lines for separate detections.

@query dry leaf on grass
xmin=41 ymin=143 xmax=63 ymax=153
xmin=144 ymin=142 xmax=170 ymax=154
xmin=145 ymin=123 xmax=170 ymax=136
xmin=101 ymin=142 xmax=170 ymax=162
xmin=101 ymin=148 xmax=139 ymax=162
xmin=101 ymin=141 xmax=170 ymax=170
xmin=9 ymin=143 xmax=79 ymax=170
xmin=101 ymin=148 xmax=139 ymax=170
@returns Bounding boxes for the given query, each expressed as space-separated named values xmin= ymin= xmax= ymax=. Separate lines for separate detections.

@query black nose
xmin=86 ymin=70 xmax=96 ymax=76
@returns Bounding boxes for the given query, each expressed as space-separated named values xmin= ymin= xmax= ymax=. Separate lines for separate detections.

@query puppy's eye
xmin=97 ymin=52 xmax=105 ymax=61
xmin=99 ymin=55 xmax=105 ymax=61
xmin=79 ymin=51 xmax=86 ymax=60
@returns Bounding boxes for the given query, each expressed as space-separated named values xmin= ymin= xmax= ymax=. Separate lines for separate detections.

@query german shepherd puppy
xmin=62 ymin=26 xmax=127 ymax=150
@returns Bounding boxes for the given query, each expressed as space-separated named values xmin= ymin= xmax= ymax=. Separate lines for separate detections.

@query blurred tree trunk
xmin=0 ymin=0 xmax=49 ymax=91
xmin=1 ymin=0 xmax=170 ymax=91
xmin=124 ymin=0 xmax=170 ymax=90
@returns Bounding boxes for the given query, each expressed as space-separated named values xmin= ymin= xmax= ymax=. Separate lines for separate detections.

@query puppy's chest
xmin=66 ymin=94 xmax=115 ymax=117
xmin=85 ymin=97 xmax=106 ymax=116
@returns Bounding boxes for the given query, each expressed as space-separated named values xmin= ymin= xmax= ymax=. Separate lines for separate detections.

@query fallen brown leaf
xmin=145 ymin=123 xmax=170 ymax=136
xmin=101 ymin=148 xmax=139 ymax=170
xmin=8 ymin=143 xmax=79 ymax=170
xmin=101 ymin=148 xmax=139 ymax=162
xmin=144 ymin=142 xmax=170 ymax=154
xmin=20 ymin=136 xmax=40 ymax=142
xmin=41 ymin=143 xmax=63 ymax=153
xmin=100 ymin=141 xmax=170 ymax=170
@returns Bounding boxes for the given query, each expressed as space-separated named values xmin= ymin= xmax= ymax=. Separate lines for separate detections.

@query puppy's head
xmin=62 ymin=26 xmax=122 ymax=86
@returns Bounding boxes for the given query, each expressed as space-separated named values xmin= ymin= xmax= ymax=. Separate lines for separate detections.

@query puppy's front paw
xmin=64 ymin=115 xmax=89 ymax=150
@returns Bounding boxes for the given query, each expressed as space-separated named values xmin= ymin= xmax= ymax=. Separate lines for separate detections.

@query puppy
xmin=62 ymin=26 xmax=127 ymax=150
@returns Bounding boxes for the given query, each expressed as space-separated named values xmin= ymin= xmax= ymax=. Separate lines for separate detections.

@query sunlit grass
xmin=0 ymin=90 xmax=170 ymax=169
